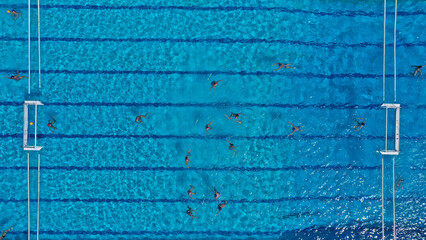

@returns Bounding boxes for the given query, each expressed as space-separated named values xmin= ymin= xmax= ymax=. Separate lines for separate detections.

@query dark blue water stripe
xmin=9 ymin=227 xmax=426 ymax=237
xmin=3 ymin=196 xmax=423 ymax=204
xmin=2 ymin=101 xmax=426 ymax=109
xmin=1 ymin=37 xmax=425 ymax=49
xmin=0 ymin=102 xmax=21 ymax=106
xmin=1 ymin=133 xmax=425 ymax=141
xmin=1 ymin=4 xmax=424 ymax=17
xmin=12 ymin=101 xmax=384 ymax=110
xmin=0 ymin=69 xmax=415 ymax=79
xmin=2 ymin=165 xmax=381 ymax=172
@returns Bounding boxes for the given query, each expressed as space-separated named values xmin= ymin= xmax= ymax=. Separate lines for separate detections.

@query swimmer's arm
xmin=5 ymin=76 xmax=12 ymax=79
xmin=288 ymin=122 xmax=295 ymax=127
xmin=225 ymin=115 xmax=231 ymax=119
xmin=288 ymin=130 xmax=296 ymax=136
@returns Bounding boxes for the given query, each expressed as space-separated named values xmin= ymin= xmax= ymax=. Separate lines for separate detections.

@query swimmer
xmin=186 ymin=206 xmax=198 ymax=219
xmin=396 ymin=179 xmax=404 ymax=191
xmin=135 ymin=113 xmax=150 ymax=124
xmin=226 ymin=112 xmax=244 ymax=124
xmin=210 ymin=80 xmax=223 ymax=91
xmin=48 ymin=116 xmax=57 ymax=133
xmin=228 ymin=138 xmax=237 ymax=156
xmin=187 ymin=185 xmax=196 ymax=199
xmin=7 ymin=10 xmax=22 ymax=20
xmin=273 ymin=63 xmax=295 ymax=71
xmin=205 ymin=121 xmax=213 ymax=132
xmin=5 ymin=70 xmax=28 ymax=81
xmin=353 ymin=118 xmax=365 ymax=131
xmin=412 ymin=65 xmax=425 ymax=79
xmin=215 ymin=200 xmax=227 ymax=216
xmin=0 ymin=227 xmax=13 ymax=240
xmin=185 ymin=150 xmax=191 ymax=168
xmin=213 ymin=187 xmax=220 ymax=200
xmin=288 ymin=122 xmax=304 ymax=136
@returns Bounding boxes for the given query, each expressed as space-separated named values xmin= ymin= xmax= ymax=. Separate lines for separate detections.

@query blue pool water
xmin=0 ymin=0 xmax=425 ymax=239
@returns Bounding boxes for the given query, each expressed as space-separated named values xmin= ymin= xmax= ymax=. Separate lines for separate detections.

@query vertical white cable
xmin=37 ymin=154 xmax=40 ymax=240
xmin=38 ymin=0 xmax=41 ymax=89
xmin=393 ymin=0 xmax=397 ymax=103
xmin=27 ymin=153 xmax=30 ymax=240
xmin=35 ymin=105 xmax=37 ymax=147
xmin=28 ymin=0 xmax=31 ymax=95
xmin=383 ymin=0 xmax=386 ymax=103
xmin=392 ymin=156 xmax=396 ymax=240
xmin=381 ymin=157 xmax=385 ymax=240
xmin=385 ymin=108 xmax=388 ymax=151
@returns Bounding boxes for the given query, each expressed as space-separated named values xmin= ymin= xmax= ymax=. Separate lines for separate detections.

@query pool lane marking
xmin=0 ymin=101 xmax=384 ymax=109
xmin=1 ymin=134 xmax=425 ymax=141
xmin=7 ymin=227 xmax=426 ymax=236
xmin=1 ymin=37 xmax=425 ymax=49
xmin=2 ymin=165 xmax=382 ymax=171
xmin=0 ymin=4 xmax=424 ymax=17
xmin=0 ymin=69 xmax=416 ymax=79
xmin=1 ymin=196 xmax=423 ymax=203
xmin=3 ymin=102 xmax=426 ymax=109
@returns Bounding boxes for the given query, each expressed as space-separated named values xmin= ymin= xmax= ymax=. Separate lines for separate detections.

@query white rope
xmin=27 ymin=153 xmax=30 ymax=240
xmin=37 ymin=154 xmax=40 ymax=240
xmin=35 ymin=105 xmax=37 ymax=147
xmin=393 ymin=156 xmax=396 ymax=239
xmin=393 ymin=0 xmax=397 ymax=103
xmin=381 ymin=156 xmax=385 ymax=240
xmin=28 ymin=0 xmax=31 ymax=95
xmin=385 ymin=107 xmax=388 ymax=151
xmin=38 ymin=0 xmax=41 ymax=89
xmin=383 ymin=0 xmax=386 ymax=103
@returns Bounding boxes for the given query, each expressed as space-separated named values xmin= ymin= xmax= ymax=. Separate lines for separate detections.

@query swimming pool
xmin=0 ymin=0 xmax=425 ymax=239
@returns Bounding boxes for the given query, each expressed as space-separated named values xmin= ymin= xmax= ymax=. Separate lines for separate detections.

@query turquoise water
xmin=0 ymin=0 xmax=425 ymax=239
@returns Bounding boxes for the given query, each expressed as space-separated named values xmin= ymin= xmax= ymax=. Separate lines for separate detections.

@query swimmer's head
xmin=7 ymin=10 xmax=10 ymax=13
xmin=30 ymin=122 xmax=33 ymax=125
